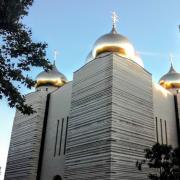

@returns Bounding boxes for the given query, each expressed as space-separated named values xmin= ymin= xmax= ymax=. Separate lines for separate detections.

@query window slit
xmin=64 ymin=116 xmax=69 ymax=155
xmin=165 ymin=120 xmax=168 ymax=145
xmin=160 ymin=119 xmax=163 ymax=144
xmin=54 ymin=120 xmax=59 ymax=157
xmin=59 ymin=118 xmax=64 ymax=156
xmin=155 ymin=117 xmax=159 ymax=143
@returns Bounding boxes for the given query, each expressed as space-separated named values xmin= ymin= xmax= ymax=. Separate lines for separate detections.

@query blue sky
xmin=1 ymin=0 xmax=180 ymax=179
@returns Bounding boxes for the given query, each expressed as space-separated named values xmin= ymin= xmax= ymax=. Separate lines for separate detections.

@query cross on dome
xmin=36 ymin=49 xmax=67 ymax=89
xmin=53 ymin=50 xmax=60 ymax=65
xmin=111 ymin=11 xmax=119 ymax=28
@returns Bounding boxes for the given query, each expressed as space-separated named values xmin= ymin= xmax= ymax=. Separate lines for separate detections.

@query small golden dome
xmin=86 ymin=26 xmax=144 ymax=67
xmin=159 ymin=64 xmax=180 ymax=89
xmin=36 ymin=63 xmax=67 ymax=88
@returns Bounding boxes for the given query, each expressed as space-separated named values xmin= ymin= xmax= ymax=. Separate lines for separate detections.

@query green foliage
xmin=0 ymin=0 xmax=52 ymax=114
xmin=136 ymin=143 xmax=180 ymax=180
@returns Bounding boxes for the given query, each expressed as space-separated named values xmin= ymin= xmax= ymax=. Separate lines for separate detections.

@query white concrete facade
xmin=64 ymin=53 xmax=156 ymax=180
xmin=4 ymin=91 xmax=48 ymax=180
xmin=153 ymin=84 xmax=178 ymax=147
xmin=40 ymin=82 xmax=72 ymax=180
xmin=5 ymin=53 xmax=180 ymax=180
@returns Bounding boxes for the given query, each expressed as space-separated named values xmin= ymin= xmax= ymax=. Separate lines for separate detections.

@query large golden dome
xmin=159 ymin=64 xmax=180 ymax=89
xmin=36 ymin=63 xmax=67 ymax=88
xmin=86 ymin=26 xmax=144 ymax=67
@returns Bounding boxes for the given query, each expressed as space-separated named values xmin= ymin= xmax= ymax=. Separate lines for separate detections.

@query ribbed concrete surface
xmin=4 ymin=91 xmax=48 ymax=180
xmin=65 ymin=54 xmax=113 ymax=180
xmin=111 ymin=54 xmax=154 ymax=180
xmin=64 ymin=53 xmax=155 ymax=180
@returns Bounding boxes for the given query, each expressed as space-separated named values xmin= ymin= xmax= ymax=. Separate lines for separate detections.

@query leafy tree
xmin=0 ymin=0 xmax=52 ymax=115
xmin=136 ymin=143 xmax=180 ymax=180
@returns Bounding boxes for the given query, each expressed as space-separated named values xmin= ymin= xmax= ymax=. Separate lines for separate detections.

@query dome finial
xmin=169 ymin=53 xmax=176 ymax=73
xmin=169 ymin=53 xmax=173 ymax=66
xmin=111 ymin=11 xmax=119 ymax=33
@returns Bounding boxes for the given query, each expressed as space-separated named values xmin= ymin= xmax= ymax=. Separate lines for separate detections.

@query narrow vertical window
xmin=160 ymin=119 xmax=163 ymax=144
xmin=64 ymin=116 xmax=69 ymax=155
xmin=165 ymin=120 xmax=168 ymax=145
xmin=59 ymin=118 xmax=64 ymax=156
xmin=54 ymin=120 xmax=59 ymax=157
xmin=155 ymin=117 xmax=159 ymax=143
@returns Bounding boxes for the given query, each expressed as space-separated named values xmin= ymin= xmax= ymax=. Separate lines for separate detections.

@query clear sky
xmin=1 ymin=0 xmax=180 ymax=179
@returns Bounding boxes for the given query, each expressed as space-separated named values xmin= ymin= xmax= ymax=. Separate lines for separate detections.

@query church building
xmin=4 ymin=14 xmax=180 ymax=180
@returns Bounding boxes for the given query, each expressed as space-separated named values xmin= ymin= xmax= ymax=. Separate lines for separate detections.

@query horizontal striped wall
xmin=111 ymin=54 xmax=155 ymax=180
xmin=64 ymin=53 xmax=155 ymax=180
xmin=4 ymin=91 xmax=48 ymax=180
xmin=64 ymin=54 xmax=114 ymax=180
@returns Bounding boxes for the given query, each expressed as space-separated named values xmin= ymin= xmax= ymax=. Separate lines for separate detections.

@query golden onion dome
xmin=86 ymin=26 xmax=144 ymax=67
xmin=159 ymin=64 xmax=180 ymax=89
xmin=36 ymin=63 xmax=67 ymax=88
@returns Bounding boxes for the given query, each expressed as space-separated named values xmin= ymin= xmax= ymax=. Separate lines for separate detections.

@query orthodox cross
xmin=53 ymin=50 xmax=60 ymax=65
xmin=112 ymin=11 xmax=119 ymax=28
